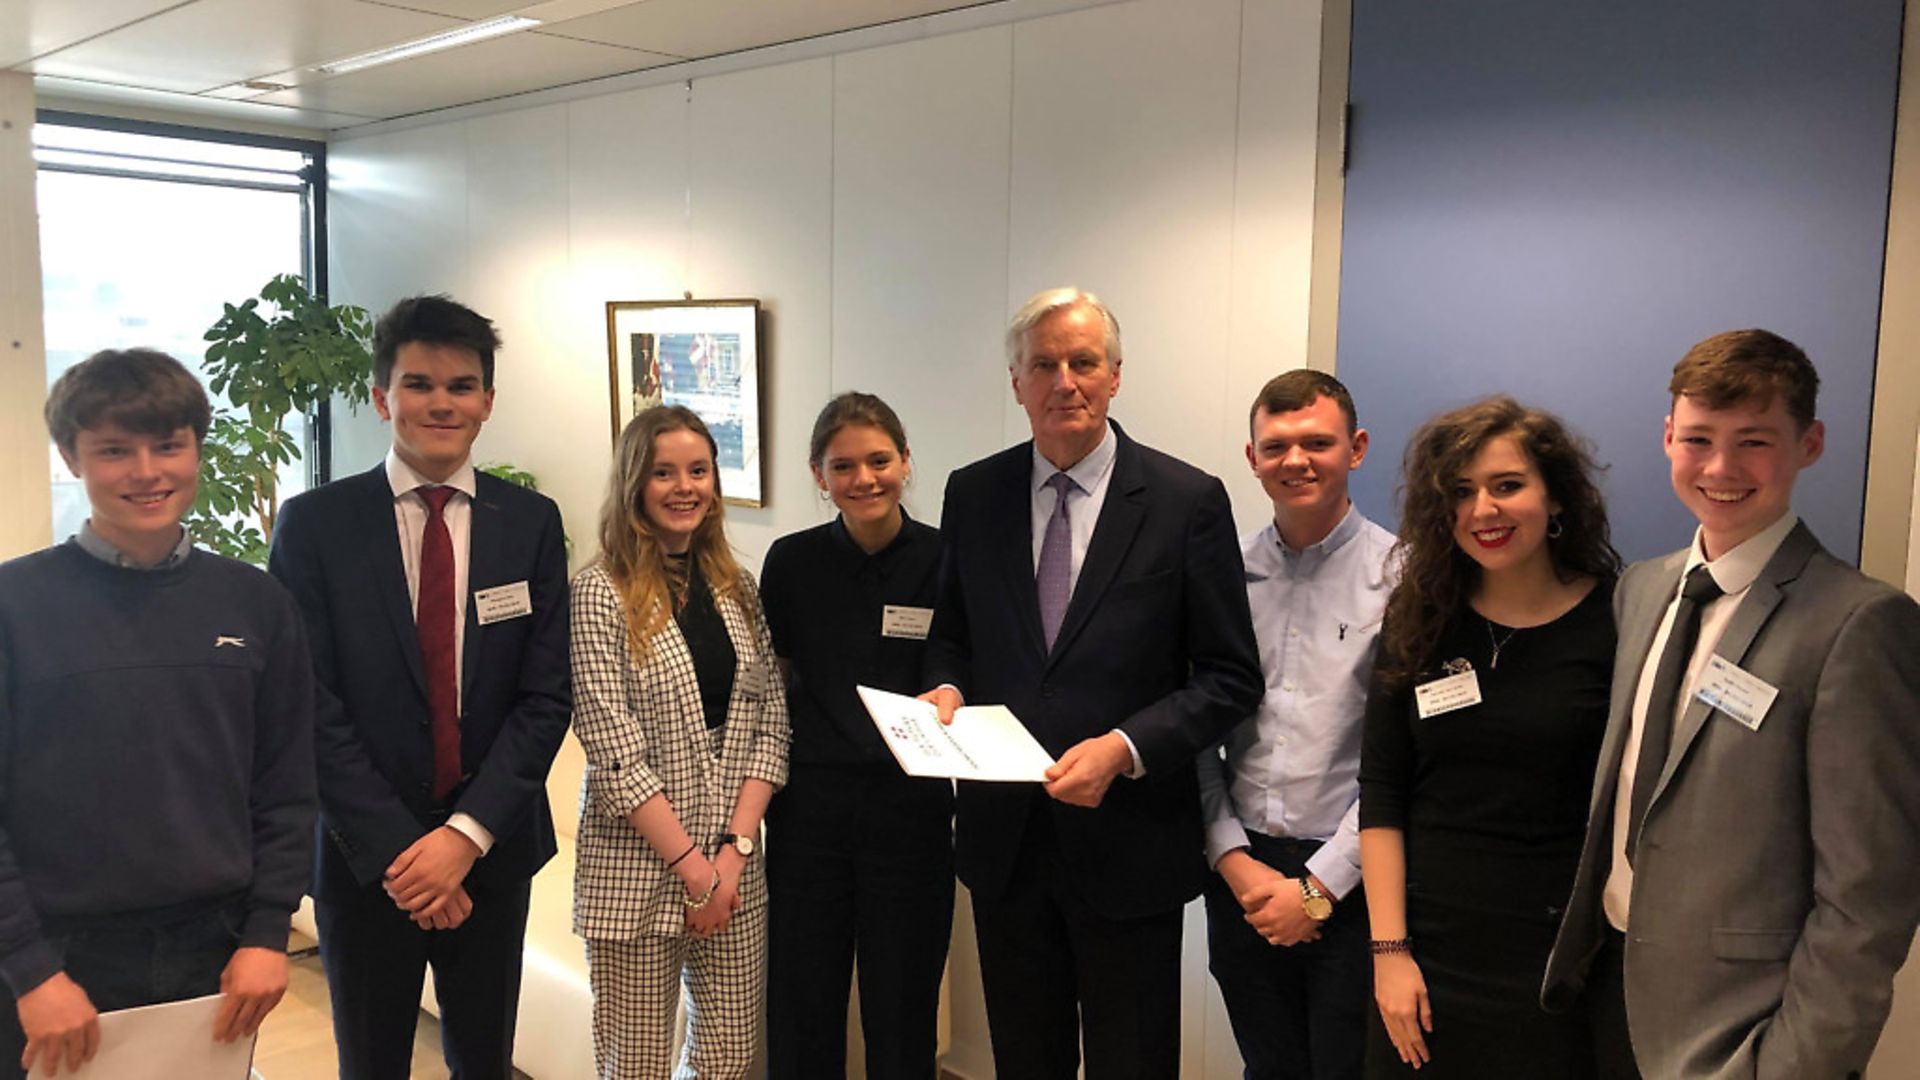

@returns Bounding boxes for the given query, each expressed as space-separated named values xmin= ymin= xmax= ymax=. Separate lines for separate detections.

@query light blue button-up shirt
xmin=1198 ymin=504 xmax=1396 ymax=899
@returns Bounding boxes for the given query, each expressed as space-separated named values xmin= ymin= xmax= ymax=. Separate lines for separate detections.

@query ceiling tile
xmin=27 ymin=0 xmax=462 ymax=94
xmin=33 ymin=74 xmax=375 ymax=130
xmin=358 ymin=0 xmax=528 ymax=17
xmin=0 ymin=0 xmax=183 ymax=69
xmin=247 ymin=29 xmax=676 ymax=120
xmin=541 ymin=0 xmax=986 ymax=59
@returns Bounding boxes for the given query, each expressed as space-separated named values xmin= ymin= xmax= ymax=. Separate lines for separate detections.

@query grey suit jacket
xmin=1544 ymin=522 xmax=1920 ymax=1079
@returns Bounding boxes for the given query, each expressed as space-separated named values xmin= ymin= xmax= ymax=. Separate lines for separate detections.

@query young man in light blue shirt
xmin=1199 ymin=370 xmax=1395 ymax=1080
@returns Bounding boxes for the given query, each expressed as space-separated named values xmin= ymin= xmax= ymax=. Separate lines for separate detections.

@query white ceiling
xmin=3 ymin=0 xmax=999 ymax=134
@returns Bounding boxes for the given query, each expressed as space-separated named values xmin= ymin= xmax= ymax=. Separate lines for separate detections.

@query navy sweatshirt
xmin=0 ymin=542 xmax=317 ymax=995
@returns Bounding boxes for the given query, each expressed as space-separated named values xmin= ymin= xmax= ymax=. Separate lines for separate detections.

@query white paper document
xmin=857 ymin=686 xmax=1056 ymax=782
xmin=42 ymin=993 xmax=254 ymax=1080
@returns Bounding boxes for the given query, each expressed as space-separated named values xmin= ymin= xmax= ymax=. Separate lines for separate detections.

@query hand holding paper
xmin=860 ymin=687 xmax=1055 ymax=782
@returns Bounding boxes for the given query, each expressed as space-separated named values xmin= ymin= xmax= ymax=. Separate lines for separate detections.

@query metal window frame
xmin=32 ymin=109 xmax=340 ymax=484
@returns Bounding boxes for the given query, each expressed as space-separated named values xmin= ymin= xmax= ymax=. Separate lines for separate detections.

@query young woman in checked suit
xmin=569 ymin=405 xmax=790 ymax=1079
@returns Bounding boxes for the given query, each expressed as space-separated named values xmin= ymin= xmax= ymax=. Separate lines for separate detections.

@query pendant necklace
xmin=1485 ymin=619 xmax=1522 ymax=670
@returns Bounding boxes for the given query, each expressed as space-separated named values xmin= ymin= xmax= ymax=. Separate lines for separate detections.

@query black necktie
xmin=1625 ymin=565 xmax=1724 ymax=864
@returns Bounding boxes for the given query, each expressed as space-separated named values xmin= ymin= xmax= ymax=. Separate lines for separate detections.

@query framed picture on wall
xmin=606 ymin=298 xmax=766 ymax=508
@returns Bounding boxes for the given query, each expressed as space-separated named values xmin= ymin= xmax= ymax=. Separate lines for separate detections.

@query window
xmin=34 ymin=113 xmax=324 ymax=546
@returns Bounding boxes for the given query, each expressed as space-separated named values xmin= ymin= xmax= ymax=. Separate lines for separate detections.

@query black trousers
xmin=1204 ymin=834 xmax=1369 ymax=1080
xmin=1588 ymin=929 xmax=1643 ymax=1080
xmin=0 ymin=895 xmax=244 ymax=1080
xmin=970 ymin=809 xmax=1185 ymax=1080
xmin=314 ymin=837 xmax=531 ymax=1080
xmin=765 ymin=762 xmax=955 ymax=1080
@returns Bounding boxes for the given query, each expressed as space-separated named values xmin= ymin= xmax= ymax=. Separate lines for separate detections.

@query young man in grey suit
xmin=1543 ymin=329 xmax=1920 ymax=1080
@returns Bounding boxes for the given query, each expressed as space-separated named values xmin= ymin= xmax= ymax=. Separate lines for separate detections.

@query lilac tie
xmin=1037 ymin=472 xmax=1078 ymax=651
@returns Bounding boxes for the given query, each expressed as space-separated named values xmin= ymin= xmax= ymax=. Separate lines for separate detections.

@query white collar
xmin=385 ymin=448 xmax=477 ymax=501
xmin=1684 ymin=511 xmax=1799 ymax=596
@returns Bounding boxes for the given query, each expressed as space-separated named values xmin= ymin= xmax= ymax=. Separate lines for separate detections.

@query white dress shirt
xmin=385 ymin=448 xmax=494 ymax=855
xmin=1603 ymin=510 xmax=1799 ymax=928
xmin=1028 ymin=423 xmax=1143 ymax=774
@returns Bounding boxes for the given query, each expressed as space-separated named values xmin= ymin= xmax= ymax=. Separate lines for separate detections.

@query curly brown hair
xmin=1378 ymin=396 xmax=1622 ymax=689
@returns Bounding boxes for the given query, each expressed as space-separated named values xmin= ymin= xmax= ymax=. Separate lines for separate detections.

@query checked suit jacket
xmin=568 ymin=564 xmax=789 ymax=940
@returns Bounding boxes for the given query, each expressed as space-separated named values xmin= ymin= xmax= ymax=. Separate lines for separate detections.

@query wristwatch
xmin=720 ymin=832 xmax=756 ymax=858
xmin=1299 ymin=877 xmax=1334 ymax=922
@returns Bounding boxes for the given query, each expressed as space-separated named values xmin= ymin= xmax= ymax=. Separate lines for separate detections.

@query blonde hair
xmin=595 ymin=405 xmax=751 ymax=661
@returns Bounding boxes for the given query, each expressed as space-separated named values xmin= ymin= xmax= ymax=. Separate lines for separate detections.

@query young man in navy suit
xmin=270 ymin=296 xmax=570 ymax=1080
xmin=922 ymin=288 xmax=1262 ymax=1079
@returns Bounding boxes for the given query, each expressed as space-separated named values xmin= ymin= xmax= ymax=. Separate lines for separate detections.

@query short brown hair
xmin=44 ymin=348 xmax=211 ymax=456
xmin=1248 ymin=369 xmax=1357 ymax=435
xmin=1669 ymin=329 xmax=1819 ymax=430
xmin=808 ymin=391 xmax=909 ymax=468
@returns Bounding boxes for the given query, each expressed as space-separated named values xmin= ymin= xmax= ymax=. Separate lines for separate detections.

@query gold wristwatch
xmin=1299 ymin=877 xmax=1334 ymax=922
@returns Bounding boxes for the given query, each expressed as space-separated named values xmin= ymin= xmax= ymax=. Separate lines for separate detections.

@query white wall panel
xmin=686 ymin=58 xmax=835 ymax=564
xmin=829 ymin=26 xmax=1014 ymax=534
xmin=1223 ymin=0 xmax=1326 ymax=534
xmin=326 ymin=119 xmax=472 ymax=474
xmin=461 ymin=105 xmax=587 ymax=548
xmin=1006 ymin=0 xmax=1243 ymax=494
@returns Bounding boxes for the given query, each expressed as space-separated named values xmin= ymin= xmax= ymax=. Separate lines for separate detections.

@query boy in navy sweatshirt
xmin=0 ymin=349 xmax=316 ymax=1078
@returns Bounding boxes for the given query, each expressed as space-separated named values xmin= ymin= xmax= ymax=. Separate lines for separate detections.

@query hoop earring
xmin=1547 ymin=514 xmax=1564 ymax=540
xmin=817 ymin=488 xmax=832 ymax=502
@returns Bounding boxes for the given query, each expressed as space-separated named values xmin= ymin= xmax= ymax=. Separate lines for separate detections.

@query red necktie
xmin=417 ymin=485 xmax=461 ymax=802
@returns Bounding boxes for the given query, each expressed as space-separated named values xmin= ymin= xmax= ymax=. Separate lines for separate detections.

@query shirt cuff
xmin=1305 ymin=847 xmax=1363 ymax=901
xmin=1205 ymin=818 xmax=1254 ymax=869
xmin=936 ymin=683 xmax=966 ymax=706
xmin=447 ymin=812 xmax=496 ymax=856
xmin=1113 ymin=730 xmax=1146 ymax=779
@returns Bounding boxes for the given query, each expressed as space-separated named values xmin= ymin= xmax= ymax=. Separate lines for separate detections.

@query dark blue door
xmin=1335 ymin=0 xmax=1903 ymax=561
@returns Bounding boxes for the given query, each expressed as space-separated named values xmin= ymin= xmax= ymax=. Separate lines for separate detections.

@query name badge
xmin=1692 ymin=655 xmax=1778 ymax=731
xmin=882 ymin=605 xmax=934 ymax=640
xmin=473 ymin=581 xmax=533 ymax=625
xmin=1415 ymin=666 xmax=1483 ymax=719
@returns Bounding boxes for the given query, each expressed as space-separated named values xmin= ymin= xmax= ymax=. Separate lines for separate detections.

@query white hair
xmin=1004 ymin=287 xmax=1123 ymax=370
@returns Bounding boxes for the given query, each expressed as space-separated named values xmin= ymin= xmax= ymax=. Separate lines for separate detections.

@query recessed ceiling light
xmin=242 ymin=80 xmax=293 ymax=92
xmin=314 ymin=15 xmax=542 ymax=76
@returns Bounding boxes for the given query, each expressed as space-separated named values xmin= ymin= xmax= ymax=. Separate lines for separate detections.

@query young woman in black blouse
xmin=760 ymin=392 xmax=953 ymax=1080
xmin=1357 ymin=396 xmax=1622 ymax=1078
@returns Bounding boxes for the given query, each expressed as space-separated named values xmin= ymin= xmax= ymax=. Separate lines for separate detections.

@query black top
xmin=760 ymin=512 xmax=942 ymax=766
xmin=1358 ymin=579 xmax=1615 ymax=908
xmin=669 ymin=553 xmax=736 ymax=730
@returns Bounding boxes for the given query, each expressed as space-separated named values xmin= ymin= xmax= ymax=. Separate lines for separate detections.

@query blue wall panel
xmin=1337 ymin=0 xmax=1902 ymax=562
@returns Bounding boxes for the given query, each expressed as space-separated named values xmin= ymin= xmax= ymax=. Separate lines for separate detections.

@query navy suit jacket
xmin=924 ymin=424 xmax=1261 ymax=920
xmin=269 ymin=465 xmax=572 ymax=892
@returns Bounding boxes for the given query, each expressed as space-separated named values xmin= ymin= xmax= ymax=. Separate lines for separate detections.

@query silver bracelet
xmin=683 ymin=869 xmax=722 ymax=910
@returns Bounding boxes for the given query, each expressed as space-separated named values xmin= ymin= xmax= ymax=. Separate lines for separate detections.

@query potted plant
xmin=187 ymin=274 xmax=374 ymax=563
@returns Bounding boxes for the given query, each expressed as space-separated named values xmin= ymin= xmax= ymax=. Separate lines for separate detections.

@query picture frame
xmin=606 ymin=298 xmax=766 ymax=508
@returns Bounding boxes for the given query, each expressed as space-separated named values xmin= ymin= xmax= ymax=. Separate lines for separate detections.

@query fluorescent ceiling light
xmin=315 ymin=15 xmax=542 ymax=76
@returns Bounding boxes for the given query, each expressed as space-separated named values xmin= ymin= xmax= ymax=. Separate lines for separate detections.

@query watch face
xmin=1304 ymin=894 xmax=1333 ymax=920
xmin=735 ymin=835 xmax=756 ymax=857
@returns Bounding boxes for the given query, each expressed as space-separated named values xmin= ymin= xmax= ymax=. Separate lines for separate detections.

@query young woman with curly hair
xmin=1358 ymin=396 xmax=1622 ymax=1078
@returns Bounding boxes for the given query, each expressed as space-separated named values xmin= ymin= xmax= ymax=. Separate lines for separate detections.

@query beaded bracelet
xmin=1370 ymin=938 xmax=1413 ymax=956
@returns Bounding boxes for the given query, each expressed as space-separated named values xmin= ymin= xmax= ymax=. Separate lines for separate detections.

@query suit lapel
xmin=1650 ymin=522 xmax=1817 ymax=804
xmin=1588 ymin=556 xmax=1683 ymax=820
xmin=460 ymin=479 xmax=502 ymax=707
xmin=359 ymin=468 xmax=430 ymax=700
xmin=993 ymin=449 xmax=1047 ymax=660
xmin=1045 ymin=432 xmax=1146 ymax=670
